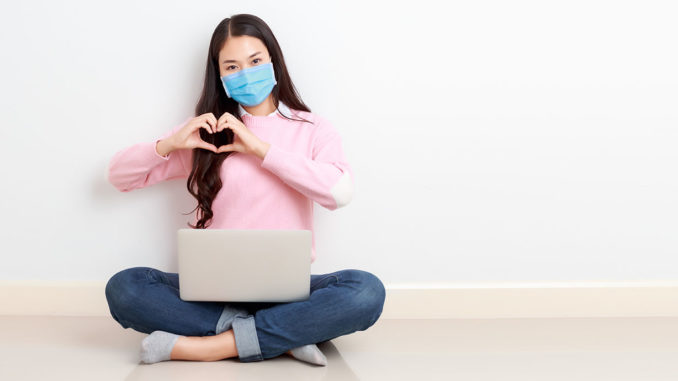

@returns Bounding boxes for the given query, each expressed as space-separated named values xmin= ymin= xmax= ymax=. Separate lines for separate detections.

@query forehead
xmin=218 ymin=35 xmax=269 ymax=62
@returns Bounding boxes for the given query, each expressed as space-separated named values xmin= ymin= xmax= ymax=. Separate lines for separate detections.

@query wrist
xmin=155 ymin=137 xmax=175 ymax=157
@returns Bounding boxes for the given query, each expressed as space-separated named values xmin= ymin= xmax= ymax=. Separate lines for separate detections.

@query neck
xmin=242 ymin=95 xmax=277 ymax=116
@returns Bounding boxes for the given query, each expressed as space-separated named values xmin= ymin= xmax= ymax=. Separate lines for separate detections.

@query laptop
xmin=177 ymin=228 xmax=312 ymax=303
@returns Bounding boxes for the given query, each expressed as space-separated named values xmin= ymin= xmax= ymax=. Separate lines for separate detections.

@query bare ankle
xmin=169 ymin=331 xmax=238 ymax=362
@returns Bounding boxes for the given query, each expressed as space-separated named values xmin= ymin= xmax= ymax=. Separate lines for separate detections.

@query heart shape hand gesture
xmin=214 ymin=112 xmax=267 ymax=157
xmin=169 ymin=112 xmax=269 ymax=159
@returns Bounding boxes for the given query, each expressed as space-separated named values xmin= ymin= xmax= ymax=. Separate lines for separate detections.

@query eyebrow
xmin=222 ymin=51 xmax=262 ymax=64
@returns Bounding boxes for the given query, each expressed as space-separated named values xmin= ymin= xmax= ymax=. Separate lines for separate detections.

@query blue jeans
xmin=104 ymin=266 xmax=386 ymax=362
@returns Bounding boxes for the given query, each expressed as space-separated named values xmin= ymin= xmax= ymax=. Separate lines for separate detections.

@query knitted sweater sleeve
xmin=259 ymin=116 xmax=354 ymax=210
xmin=107 ymin=117 xmax=193 ymax=192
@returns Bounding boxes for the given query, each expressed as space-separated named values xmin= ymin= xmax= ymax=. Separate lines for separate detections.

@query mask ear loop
xmin=221 ymin=76 xmax=232 ymax=98
xmin=269 ymin=60 xmax=280 ymax=110
xmin=269 ymin=61 xmax=277 ymax=85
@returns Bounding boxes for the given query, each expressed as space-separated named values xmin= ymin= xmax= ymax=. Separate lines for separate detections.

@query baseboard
xmin=1 ymin=280 xmax=678 ymax=318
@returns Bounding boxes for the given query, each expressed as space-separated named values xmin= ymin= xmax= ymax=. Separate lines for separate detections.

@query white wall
xmin=0 ymin=0 xmax=676 ymax=283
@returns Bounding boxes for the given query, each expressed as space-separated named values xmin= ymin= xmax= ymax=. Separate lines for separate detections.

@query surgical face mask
xmin=220 ymin=61 xmax=277 ymax=107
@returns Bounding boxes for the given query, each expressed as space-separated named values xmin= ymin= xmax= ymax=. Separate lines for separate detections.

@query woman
xmin=104 ymin=14 xmax=386 ymax=366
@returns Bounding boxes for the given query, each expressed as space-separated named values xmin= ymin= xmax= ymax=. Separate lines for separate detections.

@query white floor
xmin=0 ymin=315 xmax=677 ymax=380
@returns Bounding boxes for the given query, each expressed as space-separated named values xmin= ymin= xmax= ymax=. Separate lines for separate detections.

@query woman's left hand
xmin=215 ymin=112 xmax=270 ymax=159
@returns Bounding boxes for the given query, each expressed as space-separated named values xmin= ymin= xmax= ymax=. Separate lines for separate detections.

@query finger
xmin=196 ymin=122 xmax=213 ymax=134
xmin=202 ymin=115 xmax=214 ymax=133
xmin=224 ymin=112 xmax=243 ymax=128
xmin=217 ymin=113 xmax=229 ymax=130
xmin=198 ymin=142 xmax=218 ymax=152
xmin=197 ymin=113 xmax=210 ymax=128
xmin=204 ymin=114 xmax=218 ymax=133
xmin=208 ymin=114 xmax=218 ymax=132
xmin=223 ymin=112 xmax=238 ymax=124
xmin=207 ymin=112 xmax=218 ymax=126
xmin=217 ymin=120 xmax=229 ymax=133
xmin=217 ymin=143 xmax=234 ymax=153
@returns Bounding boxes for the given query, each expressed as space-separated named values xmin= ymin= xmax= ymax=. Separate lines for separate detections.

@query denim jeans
xmin=104 ymin=266 xmax=386 ymax=362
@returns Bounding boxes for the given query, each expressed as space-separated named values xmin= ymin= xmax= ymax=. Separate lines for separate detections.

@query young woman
xmin=104 ymin=14 xmax=386 ymax=366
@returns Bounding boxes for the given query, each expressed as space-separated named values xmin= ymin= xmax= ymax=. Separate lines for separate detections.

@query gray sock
xmin=139 ymin=330 xmax=181 ymax=364
xmin=288 ymin=344 xmax=328 ymax=366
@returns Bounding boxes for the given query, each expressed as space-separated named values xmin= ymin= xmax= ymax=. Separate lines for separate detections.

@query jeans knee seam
xmin=311 ymin=274 xmax=340 ymax=289
xmin=145 ymin=268 xmax=155 ymax=282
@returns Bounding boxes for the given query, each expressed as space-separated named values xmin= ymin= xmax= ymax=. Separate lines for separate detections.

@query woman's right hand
xmin=167 ymin=113 xmax=220 ymax=153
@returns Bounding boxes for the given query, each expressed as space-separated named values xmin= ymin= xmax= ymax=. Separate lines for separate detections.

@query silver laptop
xmin=177 ymin=228 xmax=312 ymax=303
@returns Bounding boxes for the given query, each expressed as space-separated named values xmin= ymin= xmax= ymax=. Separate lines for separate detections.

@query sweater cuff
xmin=260 ymin=143 xmax=283 ymax=170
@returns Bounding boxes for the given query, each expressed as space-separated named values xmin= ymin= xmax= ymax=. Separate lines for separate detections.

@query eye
xmin=253 ymin=58 xmax=261 ymax=64
xmin=226 ymin=65 xmax=236 ymax=70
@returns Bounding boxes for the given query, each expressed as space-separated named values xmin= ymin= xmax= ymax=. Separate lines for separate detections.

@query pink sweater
xmin=107 ymin=102 xmax=354 ymax=263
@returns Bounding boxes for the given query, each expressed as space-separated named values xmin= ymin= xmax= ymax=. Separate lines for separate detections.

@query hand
xmin=169 ymin=113 xmax=219 ymax=153
xmin=215 ymin=112 xmax=270 ymax=159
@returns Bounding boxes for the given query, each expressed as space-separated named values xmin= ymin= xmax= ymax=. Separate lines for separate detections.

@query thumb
xmin=217 ymin=143 xmax=235 ymax=153
xmin=197 ymin=142 xmax=218 ymax=153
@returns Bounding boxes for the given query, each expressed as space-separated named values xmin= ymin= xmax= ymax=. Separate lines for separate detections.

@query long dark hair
xmin=185 ymin=14 xmax=312 ymax=229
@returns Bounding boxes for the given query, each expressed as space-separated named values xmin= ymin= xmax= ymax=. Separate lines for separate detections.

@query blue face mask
xmin=220 ymin=61 xmax=277 ymax=107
